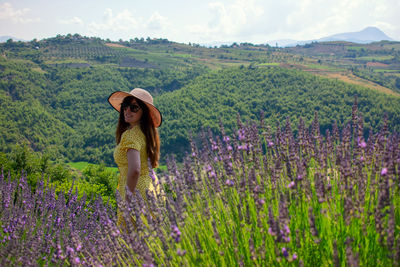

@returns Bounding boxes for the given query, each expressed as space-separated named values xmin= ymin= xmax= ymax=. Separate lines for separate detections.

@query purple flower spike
xmin=171 ymin=225 xmax=182 ymax=243
xmin=238 ymin=130 xmax=245 ymax=141
xmin=177 ymin=248 xmax=186 ymax=256
xmin=206 ymin=165 xmax=212 ymax=172
xmin=292 ymin=253 xmax=298 ymax=260
xmin=225 ymin=179 xmax=234 ymax=186
xmin=282 ymin=247 xmax=289 ymax=258
xmin=268 ymin=141 xmax=274 ymax=147
xmin=268 ymin=227 xmax=275 ymax=236
xmin=381 ymin=167 xmax=388 ymax=176
xmin=288 ymin=181 xmax=295 ymax=189
xmin=359 ymin=141 xmax=367 ymax=148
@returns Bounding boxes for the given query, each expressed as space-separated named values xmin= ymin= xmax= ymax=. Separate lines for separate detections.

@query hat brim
xmin=108 ymin=91 xmax=162 ymax=127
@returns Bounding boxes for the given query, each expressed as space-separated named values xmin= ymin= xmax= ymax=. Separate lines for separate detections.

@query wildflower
xmin=288 ymin=181 xmax=295 ymax=189
xmin=225 ymin=179 xmax=234 ymax=186
xmin=177 ymin=248 xmax=186 ymax=256
xmin=268 ymin=227 xmax=275 ymax=236
xmin=268 ymin=141 xmax=274 ymax=147
xmin=238 ymin=144 xmax=248 ymax=151
xmin=282 ymin=247 xmax=289 ymax=258
xmin=211 ymin=143 xmax=218 ymax=151
xmin=283 ymin=224 xmax=290 ymax=235
xmin=73 ymin=257 xmax=80 ymax=264
xmin=223 ymin=136 xmax=230 ymax=142
xmin=205 ymin=165 xmax=212 ymax=172
xmin=381 ymin=168 xmax=388 ymax=176
xmin=171 ymin=225 xmax=181 ymax=243
xmin=359 ymin=141 xmax=367 ymax=148
xmin=292 ymin=253 xmax=298 ymax=260
xmin=209 ymin=171 xmax=216 ymax=178
xmin=238 ymin=130 xmax=245 ymax=141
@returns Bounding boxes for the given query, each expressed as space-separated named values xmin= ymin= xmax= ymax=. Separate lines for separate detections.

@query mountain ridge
xmin=267 ymin=27 xmax=394 ymax=47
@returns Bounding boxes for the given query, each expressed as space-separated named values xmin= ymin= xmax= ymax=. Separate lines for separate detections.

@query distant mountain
xmin=0 ymin=36 xmax=26 ymax=42
xmin=319 ymin=27 xmax=393 ymax=43
xmin=272 ymin=27 xmax=394 ymax=47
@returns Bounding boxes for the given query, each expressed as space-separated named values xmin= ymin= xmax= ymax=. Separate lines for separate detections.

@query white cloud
xmin=0 ymin=2 xmax=40 ymax=24
xmin=262 ymin=0 xmax=400 ymax=41
xmin=85 ymin=8 xmax=173 ymax=40
xmin=88 ymin=8 xmax=139 ymax=33
xmin=146 ymin=11 xmax=169 ymax=31
xmin=186 ymin=0 xmax=264 ymax=41
xmin=59 ymin=17 xmax=83 ymax=25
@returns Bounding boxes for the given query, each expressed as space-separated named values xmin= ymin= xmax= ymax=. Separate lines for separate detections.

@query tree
xmin=395 ymin=77 xmax=400 ymax=90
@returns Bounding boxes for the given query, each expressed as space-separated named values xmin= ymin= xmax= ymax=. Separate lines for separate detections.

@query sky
xmin=0 ymin=0 xmax=399 ymax=45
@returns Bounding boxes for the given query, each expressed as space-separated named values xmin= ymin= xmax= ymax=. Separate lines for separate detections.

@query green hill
xmin=157 ymin=67 xmax=400 ymax=157
xmin=1 ymin=35 xmax=400 ymax=164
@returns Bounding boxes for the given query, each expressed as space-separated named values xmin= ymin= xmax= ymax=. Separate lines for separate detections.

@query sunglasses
xmin=121 ymin=103 xmax=141 ymax=113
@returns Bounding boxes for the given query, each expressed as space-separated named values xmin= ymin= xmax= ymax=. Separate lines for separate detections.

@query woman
xmin=108 ymin=88 xmax=162 ymax=227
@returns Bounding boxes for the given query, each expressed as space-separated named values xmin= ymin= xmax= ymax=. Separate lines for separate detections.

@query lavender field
xmin=1 ymin=101 xmax=399 ymax=266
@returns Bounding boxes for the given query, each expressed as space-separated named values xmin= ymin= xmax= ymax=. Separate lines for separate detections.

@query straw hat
xmin=108 ymin=88 xmax=162 ymax=127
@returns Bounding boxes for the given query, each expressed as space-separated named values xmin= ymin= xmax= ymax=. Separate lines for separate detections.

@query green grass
xmin=356 ymin=55 xmax=394 ymax=61
xmin=373 ymin=69 xmax=400 ymax=73
xmin=347 ymin=46 xmax=364 ymax=51
xmin=43 ymin=59 xmax=90 ymax=64
xmin=68 ymin=161 xmax=168 ymax=174
xmin=67 ymin=161 xmax=119 ymax=173
xmin=258 ymin=62 xmax=280 ymax=66
xmin=173 ymin=53 xmax=193 ymax=58
xmin=304 ymin=63 xmax=341 ymax=71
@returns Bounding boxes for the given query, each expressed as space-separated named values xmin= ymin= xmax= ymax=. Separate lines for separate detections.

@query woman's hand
xmin=126 ymin=148 xmax=141 ymax=198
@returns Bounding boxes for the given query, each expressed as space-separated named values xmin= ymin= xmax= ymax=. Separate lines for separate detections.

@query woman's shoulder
xmin=122 ymin=125 xmax=145 ymax=140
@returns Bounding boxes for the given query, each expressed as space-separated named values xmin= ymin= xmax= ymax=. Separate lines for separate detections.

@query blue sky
xmin=1 ymin=0 xmax=399 ymax=44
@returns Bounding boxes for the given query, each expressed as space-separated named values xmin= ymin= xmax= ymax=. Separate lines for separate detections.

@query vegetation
xmin=1 ymin=106 xmax=399 ymax=266
xmin=0 ymin=143 xmax=118 ymax=208
xmin=157 ymin=67 xmax=400 ymax=158
xmin=1 ymin=35 xmax=400 ymax=265
xmin=1 ymin=34 xmax=400 ymax=163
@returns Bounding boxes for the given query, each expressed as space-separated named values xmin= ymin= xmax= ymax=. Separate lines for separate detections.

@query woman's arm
xmin=126 ymin=149 xmax=141 ymax=198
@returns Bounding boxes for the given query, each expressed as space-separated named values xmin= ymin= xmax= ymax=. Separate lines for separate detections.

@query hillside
xmin=1 ymin=35 xmax=400 ymax=164
xmin=157 ymin=67 xmax=400 ymax=157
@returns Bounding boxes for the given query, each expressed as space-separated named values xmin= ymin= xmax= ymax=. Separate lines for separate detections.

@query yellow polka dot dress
xmin=113 ymin=125 xmax=157 ymax=227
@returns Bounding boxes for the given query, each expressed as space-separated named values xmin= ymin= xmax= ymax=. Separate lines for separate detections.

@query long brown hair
xmin=116 ymin=96 xmax=160 ymax=168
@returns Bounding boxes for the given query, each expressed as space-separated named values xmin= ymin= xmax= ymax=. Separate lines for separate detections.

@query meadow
xmin=1 ymin=101 xmax=399 ymax=266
